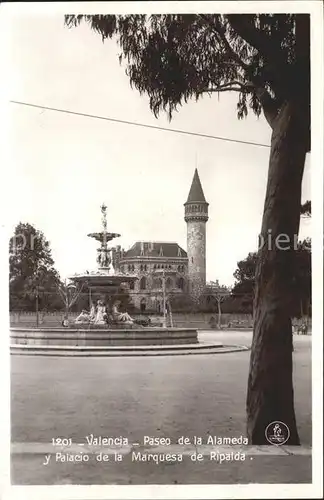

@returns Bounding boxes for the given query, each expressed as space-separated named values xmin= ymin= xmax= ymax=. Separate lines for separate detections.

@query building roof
xmin=185 ymin=168 xmax=207 ymax=204
xmin=121 ymin=242 xmax=187 ymax=259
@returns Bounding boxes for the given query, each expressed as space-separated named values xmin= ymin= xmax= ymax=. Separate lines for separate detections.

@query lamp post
xmin=33 ymin=270 xmax=41 ymax=328
xmin=153 ymin=269 xmax=167 ymax=328
xmin=153 ymin=268 xmax=177 ymax=328
xmin=162 ymin=269 xmax=166 ymax=328
xmin=35 ymin=284 xmax=39 ymax=328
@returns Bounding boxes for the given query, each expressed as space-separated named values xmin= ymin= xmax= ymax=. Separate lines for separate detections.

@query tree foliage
xmin=65 ymin=13 xmax=309 ymax=142
xmin=232 ymin=252 xmax=258 ymax=313
xmin=292 ymin=238 xmax=312 ymax=317
xmin=232 ymin=242 xmax=311 ymax=317
xmin=300 ymin=200 xmax=311 ymax=217
xmin=204 ymin=280 xmax=231 ymax=307
xmin=9 ymin=222 xmax=62 ymax=311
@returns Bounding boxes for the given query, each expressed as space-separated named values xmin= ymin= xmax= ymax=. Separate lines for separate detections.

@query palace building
xmin=113 ymin=169 xmax=209 ymax=312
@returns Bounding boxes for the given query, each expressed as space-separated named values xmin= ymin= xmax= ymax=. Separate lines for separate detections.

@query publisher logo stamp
xmin=265 ymin=421 xmax=290 ymax=446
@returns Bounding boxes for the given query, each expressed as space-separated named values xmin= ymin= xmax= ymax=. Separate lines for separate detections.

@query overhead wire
xmin=10 ymin=100 xmax=271 ymax=149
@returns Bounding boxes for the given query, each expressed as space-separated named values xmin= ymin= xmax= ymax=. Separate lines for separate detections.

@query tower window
xmin=129 ymin=281 xmax=134 ymax=290
xmin=140 ymin=277 xmax=146 ymax=290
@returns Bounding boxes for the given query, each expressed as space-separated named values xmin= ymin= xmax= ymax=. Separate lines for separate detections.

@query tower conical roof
xmin=185 ymin=168 xmax=207 ymax=204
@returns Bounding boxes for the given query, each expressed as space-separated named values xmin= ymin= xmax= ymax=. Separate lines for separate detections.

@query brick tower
xmin=184 ymin=169 xmax=209 ymax=301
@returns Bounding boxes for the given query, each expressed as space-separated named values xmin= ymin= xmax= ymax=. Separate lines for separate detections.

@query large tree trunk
xmin=246 ymin=99 xmax=308 ymax=445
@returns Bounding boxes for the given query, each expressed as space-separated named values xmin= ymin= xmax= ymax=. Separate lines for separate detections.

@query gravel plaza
xmin=10 ymin=330 xmax=312 ymax=485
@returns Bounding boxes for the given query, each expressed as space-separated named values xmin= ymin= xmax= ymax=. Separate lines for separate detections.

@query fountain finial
xmin=101 ymin=203 xmax=108 ymax=232
xmin=87 ymin=204 xmax=121 ymax=271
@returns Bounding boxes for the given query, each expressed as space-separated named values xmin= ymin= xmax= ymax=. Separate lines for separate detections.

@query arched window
xmin=144 ymin=264 xmax=147 ymax=271
xmin=129 ymin=281 xmax=134 ymax=290
xmin=140 ymin=265 xmax=143 ymax=271
xmin=140 ymin=277 xmax=146 ymax=290
xmin=153 ymin=278 xmax=162 ymax=289
xmin=178 ymin=277 xmax=184 ymax=290
xmin=140 ymin=298 xmax=146 ymax=312
xmin=128 ymin=265 xmax=131 ymax=271
xmin=166 ymin=277 xmax=172 ymax=290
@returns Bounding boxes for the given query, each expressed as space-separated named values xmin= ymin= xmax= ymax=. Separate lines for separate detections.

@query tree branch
xmin=198 ymin=14 xmax=250 ymax=72
xmin=253 ymin=86 xmax=280 ymax=128
xmin=205 ymin=87 xmax=243 ymax=93
xmin=226 ymin=15 xmax=284 ymax=67
xmin=199 ymin=83 xmax=253 ymax=94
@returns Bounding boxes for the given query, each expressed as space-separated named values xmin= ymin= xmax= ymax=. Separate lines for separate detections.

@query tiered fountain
xmin=67 ymin=203 xmax=139 ymax=327
xmin=11 ymin=205 xmax=235 ymax=355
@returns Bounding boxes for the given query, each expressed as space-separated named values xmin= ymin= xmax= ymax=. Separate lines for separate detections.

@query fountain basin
xmin=10 ymin=327 xmax=198 ymax=347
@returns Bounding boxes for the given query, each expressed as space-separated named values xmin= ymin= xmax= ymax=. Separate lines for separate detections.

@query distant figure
xmin=62 ymin=316 xmax=69 ymax=327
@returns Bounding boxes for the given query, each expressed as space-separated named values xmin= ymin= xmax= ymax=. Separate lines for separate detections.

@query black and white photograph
xmin=1 ymin=1 xmax=323 ymax=498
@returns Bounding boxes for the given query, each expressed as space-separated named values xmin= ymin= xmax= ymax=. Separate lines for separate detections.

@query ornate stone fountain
xmin=10 ymin=204 xmax=201 ymax=350
xmin=68 ymin=204 xmax=137 ymax=327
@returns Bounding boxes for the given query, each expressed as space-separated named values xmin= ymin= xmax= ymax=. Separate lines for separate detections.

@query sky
xmin=6 ymin=14 xmax=311 ymax=286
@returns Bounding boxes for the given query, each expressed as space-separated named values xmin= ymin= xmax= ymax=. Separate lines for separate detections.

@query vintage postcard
xmin=1 ymin=1 xmax=323 ymax=499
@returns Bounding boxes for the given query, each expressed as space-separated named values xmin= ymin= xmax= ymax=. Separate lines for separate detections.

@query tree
xmin=205 ymin=281 xmax=231 ymax=328
xmin=9 ymin=222 xmax=61 ymax=311
xmin=232 ymin=242 xmax=311 ymax=318
xmin=57 ymin=280 xmax=85 ymax=318
xmin=168 ymin=292 xmax=195 ymax=313
xmin=232 ymin=252 xmax=258 ymax=313
xmin=292 ymin=238 xmax=312 ymax=319
xmin=300 ymin=200 xmax=311 ymax=218
xmin=65 ymin=14 xmax=310 ymax=444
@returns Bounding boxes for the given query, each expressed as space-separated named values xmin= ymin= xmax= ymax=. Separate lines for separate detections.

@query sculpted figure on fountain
xmin=95 ymin=299 xmax=107 ymax=324
xmin=111 ymin=300 xmax=134 ymax=325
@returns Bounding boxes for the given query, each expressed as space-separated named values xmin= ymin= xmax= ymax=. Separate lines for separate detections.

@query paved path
xmin=10 ymin=331 xmax=312 ymax=484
